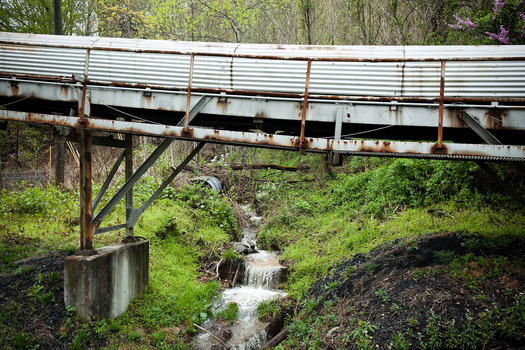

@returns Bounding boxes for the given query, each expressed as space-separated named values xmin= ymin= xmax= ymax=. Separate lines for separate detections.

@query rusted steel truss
xmin=1 ymin=109 xmax=524 ymax=161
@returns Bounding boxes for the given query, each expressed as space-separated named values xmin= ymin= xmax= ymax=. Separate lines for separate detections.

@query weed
xmin=323 ymin=280 xmax=340 ymax=292
xmin=391 ymin=331 xmax=411 ymax=350
xmin=257 ymin=299 xmax=280 ymax=321
xmin=434 ymin=250 xmax=455 ymax=263
xmin=341 ymin=265 xmax=356 ymax=279
xmin=215 ymin=302 xmax=239 ymax=325
xmin=14 ymin=265 xmax=34 ymax=275
xmin=222 ymin=247 xmax=242 ymax=264
xmin=390 ymin=303 xmax=402 ymax=316
xmin=128 ymin=330 xmax=143 ymax=342
xmin=10 ymin=332 xmax=37 ymax=349
xmin=375 ymin=289 xmax=390 ymax=304
xmin=364 ymin=263 xmax=379 ymax=272
xmin=407 ymin=317 xmax=419 ymax=329
xmin=27 ymin=283 xmax=54 ymax=306
xmin=348 ymin=320 xmax=378 ymax=350
xmin=150 ymin=330 xmax=167 ymax=346
xmin=302 ymin=298 xmax=318 ymax=314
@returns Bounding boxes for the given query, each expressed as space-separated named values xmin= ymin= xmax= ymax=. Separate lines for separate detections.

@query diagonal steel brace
xmin=92 ymin=137 xmax=174 ymax=227
xmin=127 ymin=141 xmax=206 ymax=227
xmin=461 ymin=110 xmax=525 ymax=177
xmin=92 ymin=150 xmax=125 ymax=212
xmin=461 ymin=110 xmax=525 ymax=206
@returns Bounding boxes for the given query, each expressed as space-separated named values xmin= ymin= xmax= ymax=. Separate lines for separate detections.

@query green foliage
xmin=348 ymin=320 xmax=378 ymax=350
xmin=10 ymin=331 xmax=37 ymax=349
xmin=257 ymin=299 xmax=280 ymax=321
xmin=215 ymin=302 xmax=239 ymax=325
xmin=222 ymin=247 xmax=242 ymax=264
xmin=0 ymin=0 xmax=95 ymax=35
xmin=27 ymin=283 xmax=54 ymax=306
xmin=375 ymin=289 xmax=390 ymax=304
xmin=327 ymin=159 xmax=484 ymax=218
xmin=448 ymin=0 xmax=525 ymax=44
xmin=391 ymin=331 xmax=411 ymax=350
xmin=0 ymin=185 xmax=77 ymax=215
xmin=176 ymin=183 xmax=239 ymax=237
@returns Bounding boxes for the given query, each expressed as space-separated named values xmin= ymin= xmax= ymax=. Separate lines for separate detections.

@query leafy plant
xmin=391 ymin=331 xmax=411 ymax=350
xmin=257 ymin=299 xmax=280 ymax=321
xmin=375 ymin=289 xmax=390 ymax=304
xmin=390 ymin=303 xmax=402 ymax=316
xmin=215 ymin=302 xmax=239 ymax=325
xmin=348 ymin=320 xmax=378 ymax=350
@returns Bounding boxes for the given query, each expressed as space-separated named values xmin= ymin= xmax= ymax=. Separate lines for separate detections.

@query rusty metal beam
xmin=177 ymin=96 xmax=212 ymax=127
xmin=124 ymin=133 xmax=133 ymax=237
xmin=461 ymin=110 xmax=525 ymax=177
xmin=437 ymin=60 xmax=446 ymax=148
xmin=1 ymin=110 xmax=524 ymax=161
xmin=79 ymin=128 xmax=94 ymax=252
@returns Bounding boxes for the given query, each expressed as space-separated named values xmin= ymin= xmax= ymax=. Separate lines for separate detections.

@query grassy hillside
xmin=0 ymin=148 xmax=524 ymax=349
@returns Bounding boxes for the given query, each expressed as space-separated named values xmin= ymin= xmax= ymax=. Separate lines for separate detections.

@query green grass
xmin=0 ymin=180 xmax=238 ymax=349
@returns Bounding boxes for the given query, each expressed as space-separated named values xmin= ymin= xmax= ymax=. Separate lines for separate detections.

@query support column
xmin=55 ymin=134 xmax=65 ymax=186
xmin=125 ymin=133 xmax=133 ymax=238
xmin=79 ymin=128 xmax=94 ymax=251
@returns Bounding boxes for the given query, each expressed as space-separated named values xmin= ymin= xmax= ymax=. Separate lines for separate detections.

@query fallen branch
xmin=237 ymin=175 xmax=314 ymax=183
xmin=215 ymin=258 xmax=223 ymax=280
xmin=228 ymin=163 xmax=309 ymax=172
xmin=259 ymin=326 xmax=290 ymax=350
xmin=231 ymin=264 xmax=241 ymax=288
xmin=193 ymin=323 xmax=228 ymax=347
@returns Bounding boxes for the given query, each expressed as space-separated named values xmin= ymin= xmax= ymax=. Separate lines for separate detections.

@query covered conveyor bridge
xmin=1 ymin=32 xmax=525 ymax=245
xmin=1 ymin=32 xmax=525 ymax=320
xmin=0 ymin=32 xmax=524 ymax=160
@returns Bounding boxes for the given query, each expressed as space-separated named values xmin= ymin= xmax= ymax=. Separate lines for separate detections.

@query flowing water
xmin=194 ymin=225 xmax=286 ymax=349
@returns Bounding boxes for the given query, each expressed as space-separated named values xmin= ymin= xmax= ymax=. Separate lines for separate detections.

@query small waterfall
xmin=194 ymin=220 xmax=286 ymax=350
xmin=244 ymin=251 xmax=283 ymax=289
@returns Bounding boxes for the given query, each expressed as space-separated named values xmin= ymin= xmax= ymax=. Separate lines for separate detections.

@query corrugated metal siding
xmin=192 ymin=56 xmax=232 ymax=90
xmin=232 ymin=58 xmax=307 ymax=93
xmin=444 ymin=61 xmax=525 ymax=98
xmin=309 ymin=62 xmax=402 ymax=96
xmin=0 ymin=44 xmax=86 ymax=78
xmin=88 ymin=50 xmax=190 ymax=88
xmin=1 ymin=32 xmax=525 ymax=99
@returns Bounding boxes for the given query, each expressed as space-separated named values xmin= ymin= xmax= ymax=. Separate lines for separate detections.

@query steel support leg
xmin=330 ymin=107 xmax=344 ymax=166
xmin=125 ymin=133 xmax=133 ymax=238
xmin=79 ymin=128 xmax=94 ymax=252
xmin=92 ymin=150 xmax=125 ymax=212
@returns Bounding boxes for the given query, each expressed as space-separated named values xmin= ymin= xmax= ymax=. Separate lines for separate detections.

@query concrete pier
xmin=64 ymin=240 xmax=149 ymax=320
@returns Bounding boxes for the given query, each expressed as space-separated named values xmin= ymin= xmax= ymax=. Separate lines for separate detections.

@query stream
xmin=194 ymin=221 xmax=287 ymax=349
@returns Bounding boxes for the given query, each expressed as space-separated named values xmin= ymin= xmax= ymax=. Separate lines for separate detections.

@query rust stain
xmin=9 ymin=84 xmax=19 ymax=96
xmin=60 ymin=85 xmax=70 ymax=99
xmin=430 ymin=143 xmax=448 ymax=154
xmin=486 ymin=109 xmax=505 ymax=129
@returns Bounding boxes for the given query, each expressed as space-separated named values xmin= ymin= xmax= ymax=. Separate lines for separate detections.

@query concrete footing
xmin=64 ymin=240 xmax=149 ymax=320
